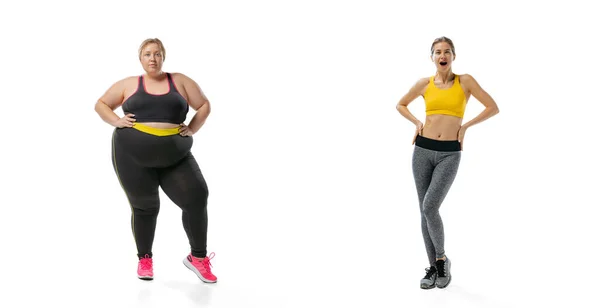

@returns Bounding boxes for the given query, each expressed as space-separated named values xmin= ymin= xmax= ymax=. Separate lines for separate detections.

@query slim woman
xmin=94 ymin=38 xmax=217 ymax=283
xmin=396 ymin=36 xmax=499 ymax=289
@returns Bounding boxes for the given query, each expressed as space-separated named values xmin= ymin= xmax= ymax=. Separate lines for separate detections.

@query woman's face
xmin=431 ymin=42 xmax=454 ymax=72
xmin=139 ymin=43 xmax=164 ymax=73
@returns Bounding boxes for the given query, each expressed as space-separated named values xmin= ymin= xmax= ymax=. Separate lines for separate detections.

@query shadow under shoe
xmin=435 ymin=258 xmax=451 ymax=288
xmin=420 ymin=266 xmax=437 ymax=289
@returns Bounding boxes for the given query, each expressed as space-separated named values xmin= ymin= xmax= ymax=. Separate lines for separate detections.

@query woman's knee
xmin=422 ymin=202 xmax=440 ymax=219
xmin=129 ymin=195 xmax=160 ymax=214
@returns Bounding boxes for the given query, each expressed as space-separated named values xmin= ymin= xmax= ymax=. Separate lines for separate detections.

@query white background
xmin=1 ymin=0 xmax=598 ymax=307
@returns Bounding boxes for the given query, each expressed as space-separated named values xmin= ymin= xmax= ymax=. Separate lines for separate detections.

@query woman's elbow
xmin=492 ymin=105 xmax=500 ymax=115
xmin=94 ymin=100 xmax=104 ymax=113
xmin=203 ymin=101 xmax=211 ymax=115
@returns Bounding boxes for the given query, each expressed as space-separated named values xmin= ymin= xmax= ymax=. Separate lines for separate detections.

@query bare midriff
xmin=421 ymin=114 xmax=462 ymax=140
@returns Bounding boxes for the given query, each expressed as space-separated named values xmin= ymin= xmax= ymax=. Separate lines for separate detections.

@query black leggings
xmin=111 ymin=124 xmax=209 ymax=259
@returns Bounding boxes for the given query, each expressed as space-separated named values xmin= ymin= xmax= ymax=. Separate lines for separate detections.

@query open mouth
xmin=440 ymin=61 xmax=448 ymax=66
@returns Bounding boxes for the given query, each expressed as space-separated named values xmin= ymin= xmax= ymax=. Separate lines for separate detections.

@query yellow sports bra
xmin=423 ymin=75 xmax=467 ymax=118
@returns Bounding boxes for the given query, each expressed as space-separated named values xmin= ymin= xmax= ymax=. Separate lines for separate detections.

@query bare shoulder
xmin=170 ymin=72 xmax=186 ymax=80
xmin=173 ymin=72 xmax=204 ymax=94
xmin=413 ymin=76 xmax=431 ymax=94
xmin=458 ymin=73 xmax=484 ymax=92
xmin=416 ymin=76 xmax=430 ymax=87
xmin=104 ymin=75 xmax=137 ymax=92
xmin=398 ymin=77 xmax=431 ymax=106
xmin=170 ymin=72 xmax=196 ymax=84
xmin=99 ymin=75 xmax=139 ymax=108
xmin=458 ymin=73 xmax=476 ymax=85
xmin=122 ymin=75 xmax=140 ymax=87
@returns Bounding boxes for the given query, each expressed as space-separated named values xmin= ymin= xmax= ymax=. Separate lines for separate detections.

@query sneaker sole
xmin=420 ymin=283 xmax=436 ymax=290
xmin=138 ymin=275 xmax=154 ymax=281
xmin=183 ymin=258 xmax=217 ymax=283
xmin=437 ymin=276 xmax=451 ymax=288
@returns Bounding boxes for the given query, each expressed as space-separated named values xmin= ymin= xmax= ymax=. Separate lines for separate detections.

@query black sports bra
xmin=122 ymin=73 xmax=189 ymax=124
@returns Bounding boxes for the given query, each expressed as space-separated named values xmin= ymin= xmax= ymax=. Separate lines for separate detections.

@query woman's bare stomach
xmin=136 ymin=122 xmax=182 ymax=129
xmin=421 ymin=114 xmax=462 ymax=140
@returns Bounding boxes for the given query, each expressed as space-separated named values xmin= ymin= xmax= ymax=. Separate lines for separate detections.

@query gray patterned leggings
xmin=412 ymin=135 xmax=461 ymax=266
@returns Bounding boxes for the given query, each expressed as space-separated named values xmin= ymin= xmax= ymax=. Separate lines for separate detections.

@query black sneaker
xmin=435 ymin=258 xmax=451 ymax=288
xmin=420 ymin=266 xmax=437 ymax=289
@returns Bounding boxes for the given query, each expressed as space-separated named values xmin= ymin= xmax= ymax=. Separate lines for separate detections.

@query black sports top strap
xmin=166 ymin=73 xmax=176 ymax=92
xmin=137 ymin=75 xmax=144 ymax=91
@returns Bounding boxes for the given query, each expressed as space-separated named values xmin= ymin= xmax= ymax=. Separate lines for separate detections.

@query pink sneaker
xmin=183 ymin=252 xmax=217 ymax=283
xmin=137 ymin=254 xmax=154 ymax=280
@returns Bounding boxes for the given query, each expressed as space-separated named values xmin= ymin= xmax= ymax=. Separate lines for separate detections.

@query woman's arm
xmin=178 ymin=73 xmax=211 ymax=135
xmin=396 ymin=77 xmax=429 ymax=125
xmin=461 ymin=74 xmax=500 ymax=129
xmin=457 ymin=74 xmax=500 ymax=149
xmin=94 ymin=78 xmax=133 ymax=127
xmin=396 ymin=77 xmax=429 ymax=143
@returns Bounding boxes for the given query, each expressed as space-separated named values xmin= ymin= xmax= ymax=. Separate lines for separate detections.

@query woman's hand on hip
xmin=179 ymin=124 xmax=194 ymax=136
xmin=458 ymin=126 xmax=467 ymax=150
xmin=412 ymin=121 xmax=423 ymax=144
xmin=113 ymin=114 xmax=136 ymax=128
